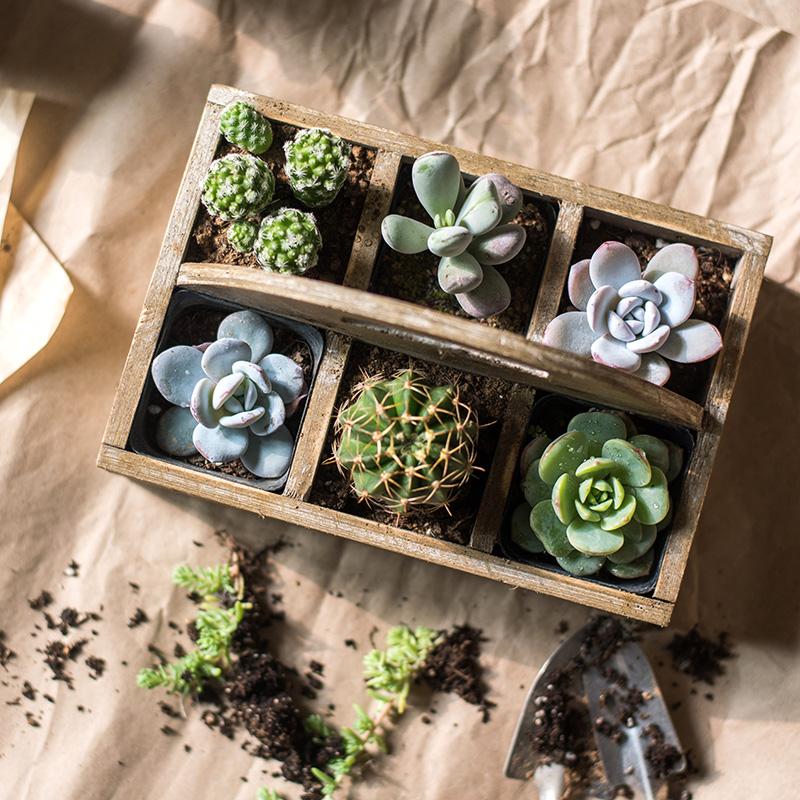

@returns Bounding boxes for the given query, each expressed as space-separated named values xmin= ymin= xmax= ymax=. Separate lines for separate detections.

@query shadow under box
xmin=498 ymin=393 xmax=696 ymax=595
xmin=369 ymin=158 xmax=558 ymax=335
xmin=129 ymin=289 xmax=325 ymax=492
xmin=185 ymin=121 xmax=377 ymax=285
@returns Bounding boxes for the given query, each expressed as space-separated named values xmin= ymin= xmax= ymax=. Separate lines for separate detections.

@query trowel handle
xmin=533 ymin=763 xmax=565 ymax=800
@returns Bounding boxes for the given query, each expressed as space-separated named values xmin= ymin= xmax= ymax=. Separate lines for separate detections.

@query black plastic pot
xmin=129 ymin=288 xmax=325 ymax=492
xmin=498 ymin=393 xmax=696 ymax=596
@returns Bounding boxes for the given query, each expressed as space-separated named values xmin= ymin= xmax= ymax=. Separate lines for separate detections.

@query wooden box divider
xmin=98 ymin=84 xmax=772 ymax=626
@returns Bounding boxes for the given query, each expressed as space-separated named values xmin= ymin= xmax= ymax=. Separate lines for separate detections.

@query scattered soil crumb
xmin=21 ymin=681 xmax=36 ymax=701
xmin=344 ymin=639 xmax=357 ymax=650
xmin=85 ymin=656 xmax=106 ymax=679
xmin=64 ymin=560 xmax=80 ymax=578
xmin=128 ymin=582 xmax=140 ymax=593
xmin=0 ymin=630 xmax=15 ymax=668
xmin=128 ymin=608 xmax=149 ymax=629
xmin=421 ymin=625 xmax=494 ymax=722
xmin=43 ymin=639 xmax=88 ymax=689
xmin=28 ymin=591 xmax=53 ymax=611
xmin=666 ymin=626 xmax=735 ymax=685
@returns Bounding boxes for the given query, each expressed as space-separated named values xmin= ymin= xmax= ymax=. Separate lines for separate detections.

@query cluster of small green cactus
xmin=284 ymin=127 xmax=351 ymax=207
xmin=220 ymin=100 xmax=274 ymax=154
xmin=200 ymin=101 xmax=356 ymax=275
xmin=201 ymin=153 xmax=275 ymax=221
xmin=332 ymin=369 xmax=479 ymax=514
xmin=512 ymin=410 xmax=682 ymax=579
xmin=254 ymin=207 xmax=322 ymax=274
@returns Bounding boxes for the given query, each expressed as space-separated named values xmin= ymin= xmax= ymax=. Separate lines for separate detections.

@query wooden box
xmin=98 ymin=85 xmax=770 ymax=626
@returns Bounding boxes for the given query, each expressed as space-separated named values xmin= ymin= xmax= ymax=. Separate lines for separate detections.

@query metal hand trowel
xmin=505 ymin=623 xmax=684 ymax=799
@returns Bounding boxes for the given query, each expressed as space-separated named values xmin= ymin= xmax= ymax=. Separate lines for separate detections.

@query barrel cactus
xmin=151 ymin=310 xmax=307 ymax=479
xmin=227 ymin=220 xmax=258 ymax=253
xmin=201 ymin=154 xmax=275 ymax=222
xmin=381 ymin=152 xmax=527 ymax=319
xmin=511 ymin=411 xmax=682 ymax=579
xmin=543 ymin=241 xmax=723 ymax=385
xmin=219 ymin=101 xmax=273 ymax=155
xmin=254 ymin=208 xmax=322 ymax=274
xmin=284 ymin=127 xmax=351 ymax=207
xmin=332 ymin=370 xmax=479 ymax=514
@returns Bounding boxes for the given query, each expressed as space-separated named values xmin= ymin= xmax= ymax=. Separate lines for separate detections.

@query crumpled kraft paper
xmin=0 ymin=88 xmax=72 ymax=385
xmin=0 ymin=1 xmax=799 ymax=799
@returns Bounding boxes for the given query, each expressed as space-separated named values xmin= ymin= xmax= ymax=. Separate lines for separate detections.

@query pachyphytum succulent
xmin=332 ymin=370 xmax=479 ymax=514
xmin=151 ymin=310 xmax=307 ymax=480
xmin=219 ymin=101 xmax=274 ymax=155
xmin=543 ymin=241 xmax=722 ymax=385
xmin=381 ymin=152 xmax=526 ymax=319
xmin=201 ymin=153 xmax=275 ymax=222
xmin=227 ymin=220 xmax=258 ymax=253
xmin=511 ymin=411 xmax=682 ymax=579
xmin=254 ymin=208 xmax=322 ymax=274
xmin=284 ymin=127 xmax=351 ymax=208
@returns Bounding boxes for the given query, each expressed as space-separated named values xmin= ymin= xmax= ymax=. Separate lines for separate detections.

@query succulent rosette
xmin=511 ymin=411 xmax=682 ymax=579
xmin=381 ymin=152 xmax=527 ymax=319
xmin=151 ymin=310 xmax=307 ymax=479
xmin=543 ymin=241 xmax=722 ymax=385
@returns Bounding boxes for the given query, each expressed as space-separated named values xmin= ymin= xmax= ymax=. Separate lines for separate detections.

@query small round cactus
xmin=284 ymin=127 xmax=351 ymax=207
xmin=227 ymin=220 xmax=258 ymax=253
xmin=333 ymin=370 xmax=479 ymax=514
xmin=219 ymin=101 xmax=273 ymax=154
xmin=513 ymin=411 xmax=682 ymax=580
xmin=254 ymin=208 xmax=322 ymax=274
xmin=201 ymin=154 xmax=275 ymax=222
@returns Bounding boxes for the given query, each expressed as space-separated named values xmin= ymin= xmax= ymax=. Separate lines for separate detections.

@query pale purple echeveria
xmin=151 ymin=310 xmax=306 ymax=479
xmin=543 ymin=242 xmax=723 ymax=385
xmin=380 ymin=151 xmax=526 ymax=319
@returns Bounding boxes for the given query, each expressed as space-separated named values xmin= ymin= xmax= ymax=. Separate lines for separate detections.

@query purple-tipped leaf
xmin=468 ymin=224 xmax=525 ymax=265
xmin=454 ymin=264 xmax=510 ymax=318
xmin=454 ymin=177 xmax=502 ymax=236
xmin=249 ymin=391 xmax=286 ymax=436
xmin=151 ymin=346 xmax=205 ymax=407
xmin=586 ymin=285 xmax=619 ymax=335
xmin=193 ymin=423 xmax=249 ymax=463
xmin=190 ymin=378 xmax=219 ymax=428
xmin=653 ymin=272 xmax=696 ymax=328
xmin=632 ymin=353 xmax=671 ymax=386
xmin=589 ymin=242 xmax=642 ymax=291
xmin=591 ymin=335 xmax=642 ymax=371
xmin=607 ymin=311 xmax=635 ymax=342
xmin=658 ymin=319 xmax=722 ymax=363
xmin=411 ymin=152 xmax=462 ymax=222
xmin=481 ymin=173 xmax=523 ymax=223
xmin=212 ymin=371 xmax=245 ymax=410
xmin=643 ymin=243 xmax=699 ymax=283
xmin=260 ymin=354 xmax=304 ymax=403
xmin=219 ymin=407 xmax=266 ymax=429
xmin=627 ymin=323 xmax=670 ymax=354
xmin=618 ymin=279 xmax=662 ymax=305
xmin=438 ymin=253 xmax=484 ymax=294
xmin=217 ymin=311 xmax=273 ymax=363
xmin=202 ymin=338 xmax=252 ymax=381
xmin=568 ymin=260 xmax=593 ymax=310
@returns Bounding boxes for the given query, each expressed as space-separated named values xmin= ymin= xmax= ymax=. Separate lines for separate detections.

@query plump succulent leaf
xmin=602 ymin=439 xmax=652 ymax=487
xmin=567 ymin=259 xmax=593 ymax=311
xmin=156 ymin=407 xmax=198 ymax=457
xmin=427 ymin=225 xmax=472 ymax=257
xmin=219 ymin=101 xmax=273 ymax=154
xmin=152 ymin=346 xmax=206 ymax=407
xmin=438 ymin=252 xmax=483 ymax=294
xmin=482 ymin=173 xmax=523 ymax=223
xmin=193 ymin=423 xmax=250 ymax=463
xmin=658 ymin=319 xmax=723 ymax=363
xmin=642 ymin=243 xmax=699 ymax=283
xmin=543 ymin=311 xmax=596 ymax=357
xmin=455 ymin=177 xmax=501 ymax=236
xmin=607 ymin=549 xmax=654 ymax=579
xmin=467 ymin=223 xmax=526 ymax=265
xmin=260 ymin=353 xmax=304 ymax=403
xmin=555 ymin=551 xmax=605 ymax=576
xmin=589 ymin=241 xmax=642 ymax=291
xmin=567 ymin=412 xmax=628 ymax=457
xmin=632 ymin=467 xmax=670 ymax=525
xmin=539 ymin=431 xmax=589 ymax=484
xmin=454 ymin=264 xmax=511 ymax=318
xmin=381 ymin=215 xmax=435 ymax=254
xmin=218 ymin=311 xmax=274 ymax=364
xmin=510 ymin=503 xmax=544 ymax=554
xmin=552 ymin=473 xmax=579 ymax=525
xmin=202 ymin=338 xmax=252 ymax=382
xmin=566 ymin=518 xmax=625 ymax=556
xmin=607 ymin=523 xmax=657 ymax=565
xmin=240 ymin=425 xmax=294 ymax=478
xmin=411 ymin=152 xmax=462 ymax=223
xmin=519 ymin=435 xmax=550 ymax=477
xmin=522 ymin=458 xmax=551 ymax=507
xmin=629 ymin=434 xmax=670 ymax=474
xmin=664 ymin=440 xmax=684 ymax=482
xmin=530 ymin=501 xmax=573 ymax=557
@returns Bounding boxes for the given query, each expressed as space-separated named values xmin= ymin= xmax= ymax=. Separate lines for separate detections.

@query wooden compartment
xmin=98 ymin=85 xmax=771 ymax=626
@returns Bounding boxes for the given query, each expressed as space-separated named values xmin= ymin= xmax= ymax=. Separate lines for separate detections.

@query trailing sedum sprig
xmin=220 ymin=101 xmax=273 ymax=155
xmin=137 ymin=561 xmax=250 ymax=696
xmin=284 ymin=127 xmax=351 ymax=207
xmin=309 ymin=625 xmax=440 ymax=797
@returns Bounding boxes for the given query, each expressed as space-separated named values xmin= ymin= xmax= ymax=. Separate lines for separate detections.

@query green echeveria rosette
xmin=254 ymin=207 xmax=322 ymax=274
xmin=512 ymin=411 xmax=683 ymax=580
xmin=227 ymin=220 xmax=258 ymax=253
xmin=201 ymin=153 xmax=275 ymax=222
xmin=333 ymin=370 xmax=479 ymax=515
xmin=284 ymin=127 xmax=351 ymax=207
xmin=219 ymin=101 xmax=274 ymax=155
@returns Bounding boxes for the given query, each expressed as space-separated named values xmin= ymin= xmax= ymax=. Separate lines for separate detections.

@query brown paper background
xmin=1 ymin=1 xmax=799 ymax=797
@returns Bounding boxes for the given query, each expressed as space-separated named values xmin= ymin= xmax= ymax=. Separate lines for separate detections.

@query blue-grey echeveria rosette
xmin=380 ymin=151 xmax=527 ymax=319
xmin=543 ymin=241 xmax=723 ymax=385
xmin=150 ymin=310 xmax=307 ymax=479
xmin=510 ymin=411 xmax=683 ymax=580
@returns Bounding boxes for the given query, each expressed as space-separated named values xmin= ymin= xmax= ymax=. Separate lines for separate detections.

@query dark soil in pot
xmin=370 ymin=160 xmax=556 ymax=334
xmin=131 ymin=290 xmax=322 ymax=488
xmin=563 ymin=218 xmax=735 ymax=402
xmin=186 ymin=123 xmax=376 ymax=284
xmin=310 ymin=342 xmax=516 ymax=545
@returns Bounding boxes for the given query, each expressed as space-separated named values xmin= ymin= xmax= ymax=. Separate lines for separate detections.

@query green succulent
xmin=201 ymin=153 xmax=275 ymax=221
xmin=284 ymin=127 xmax=351 ymax=207
xmin=227 ymin=220 xmax=258 ymax=253
xmin=513 ymin=411 xmax=683 ymax=579
xmin=219 ymin=100 xmax=273 ymax=154
xmin=254 ymin=207 xmax=322 ymax=274
xmin=333 ymin=370 xmax=478 ymax=514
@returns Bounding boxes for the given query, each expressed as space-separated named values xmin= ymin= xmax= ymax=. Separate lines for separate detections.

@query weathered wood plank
xmin=98 ymin=444 xmax=674 ymax=626
xmin=178 ymin=263 xmax=706 ymax=430
xmin=101 ymin=100 xmax=222 ymax=448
